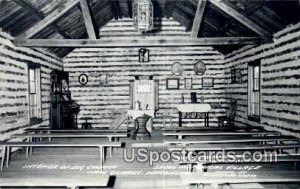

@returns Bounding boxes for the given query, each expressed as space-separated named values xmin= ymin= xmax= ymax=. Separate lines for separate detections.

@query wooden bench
xmin=13 ymin=132 xmax=128 ymax=157
xmin=0 ymin=142 xmax=122 ymax=171
xmin=13 ymin=133 xmax=128 ymax=141
xmin=180 ymin=171 xmax=300 ymax=189
xmin=163 ymin=126 xmax=265 ymax=132
xmin=168 ymin=143 xmax=300 ymax=153
xmin=189 ymin=154 xmax=300 ymax=172
xmin=0 ymin=175 xmax=110 ymax=189
xmin=163 ymin=131 xmax=280 ymax=139
xmin=25 ymin=128 xmax=126 ymax=133
xmin=169 ymin=144 xmax=300 ymax=172
xmin=164 ymin=136 xmax=300 ymax=146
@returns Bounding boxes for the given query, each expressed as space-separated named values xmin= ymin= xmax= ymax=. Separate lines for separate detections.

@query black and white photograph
xmin=0 ymin=0 xmax=300 ymax=189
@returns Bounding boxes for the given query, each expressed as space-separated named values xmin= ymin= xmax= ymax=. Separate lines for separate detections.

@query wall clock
xmin=171 ymin=62 xmax=183 ymax=75
xmin=78 ymin=74 xmax=88 ymax=86
xmin=194 ymin=61 xmax=206 ymax=75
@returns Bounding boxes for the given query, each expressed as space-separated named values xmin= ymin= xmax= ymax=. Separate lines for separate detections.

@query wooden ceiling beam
xmin=17 ymin=0 xmax=80 ymax=39
xmin=13 ymin=37 xmax=271 ymax=47
xmin=79 ymin=0 xmax=99 ymax=39
xmin=209 ymin=0 xmax=270 ymax=37
xmin=190 ymin=0 xmax=207 ymax=38
xmin=14 ymin=0 xmax=71 ymax=39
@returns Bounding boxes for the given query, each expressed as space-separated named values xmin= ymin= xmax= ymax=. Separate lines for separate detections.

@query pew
xmin=0 ymin=175 xmax=110 ymax=189
xmin=0 ymin=142 xmax=122 ymax=171
xmin=164 ymin=136 xmax=299 ymax=146
xmin=180 ymin=171 xmax=300 ymax=189
xmin=163 ymin=131 xmax=280 ymax=139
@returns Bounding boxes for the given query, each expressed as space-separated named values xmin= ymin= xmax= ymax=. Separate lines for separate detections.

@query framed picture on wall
xmin=166 ymin=78 xmax=179 ymax=89
xmin=202 ymin=78 xmax=214 ymax=87
xmin=139 ymin=48 xmax=149 ymax=62
xmin=185 ymin=78 xmax=192 ymax=89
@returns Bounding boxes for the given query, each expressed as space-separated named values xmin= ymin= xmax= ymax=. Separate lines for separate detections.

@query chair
xmin=81 ymin=117 xmax=93 ymax=130
xmin=218 ymin=100 xmax=237 ymax=127
xmin=132 ymin=114 xmax=151 ymax=140
xmin=162 ymin=108 xmax=178 ymax=128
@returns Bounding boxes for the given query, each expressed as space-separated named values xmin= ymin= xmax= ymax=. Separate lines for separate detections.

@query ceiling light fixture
xmin=133 ymin=0 xmax=153 ymax=33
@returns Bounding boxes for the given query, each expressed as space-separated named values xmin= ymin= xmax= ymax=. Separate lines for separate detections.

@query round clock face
xmin=194 ymin=61 xmax=206 ymax=75
xmin=171 ymin=62 xmax=183 ymax=75
xmin=78 ymin=74 xmax=88 ymax=86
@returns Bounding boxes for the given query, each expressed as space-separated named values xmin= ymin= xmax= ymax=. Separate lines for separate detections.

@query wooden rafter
xmin=164 ymin=0 xmax=176 ymax=19
xmin=109 ymin=0 xmax=119 ymax=20
xmin=190 ymin=0 xmax=207 ymax=38
xmin=79 ymin=0 xmax=99 ymax=39
xmin=17 ymin=0 xmax=80 ymax=39
xmin=13 ymin=37 xmax=271 ymax=47
xmin=214 ymin=1 xmax=267 ymax=37
xmin=127 ymin=0 xmax=133 ymax=18
xmin=209 ymin=0 xmax=270 ymax=37
xmin=14 ymin=0 xmax=71 ymax=39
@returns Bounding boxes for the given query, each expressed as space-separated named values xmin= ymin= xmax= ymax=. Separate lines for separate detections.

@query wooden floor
xmin=0 ymin=129 xmax=300 ymax=189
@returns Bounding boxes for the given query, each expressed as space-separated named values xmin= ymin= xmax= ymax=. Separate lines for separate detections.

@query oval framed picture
xmin=78 ymin=74 xmax=88 ymax=86
xmin=171 ymin=62 xmax=183 ymax=75
xmin=194 ymin=61 xmax=206 ymax=75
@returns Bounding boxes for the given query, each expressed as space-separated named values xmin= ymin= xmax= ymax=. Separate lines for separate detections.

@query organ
xmin=50 ymin=70 xmax=80 ymax=129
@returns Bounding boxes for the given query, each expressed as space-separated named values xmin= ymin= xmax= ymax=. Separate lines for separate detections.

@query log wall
xmin=64 ymin=18 xmax=227 ymax=128
xmin=224 ymin=22 xmax=300 ymax=137
xmin=0 ymin=31 xmax=63 ymax=141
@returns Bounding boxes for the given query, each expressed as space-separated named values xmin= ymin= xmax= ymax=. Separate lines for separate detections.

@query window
xmin=248 ymin=61 xmax=261 ymax=122
xmin=28 ymin=64 xmax=42 ymax=121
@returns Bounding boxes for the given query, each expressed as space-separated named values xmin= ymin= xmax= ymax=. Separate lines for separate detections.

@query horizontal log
xmin=14 ymin=37 xmax=271 ymax=47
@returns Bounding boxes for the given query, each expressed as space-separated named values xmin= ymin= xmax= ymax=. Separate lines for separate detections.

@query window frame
xmin=28 ymin=63 xmax=42 ymax=125
xmin=247 ymin=60 xmax=261 ymax=122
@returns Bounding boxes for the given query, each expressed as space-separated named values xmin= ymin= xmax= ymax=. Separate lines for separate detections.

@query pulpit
xmin=128 ymin=76 xmax=158 ymax=140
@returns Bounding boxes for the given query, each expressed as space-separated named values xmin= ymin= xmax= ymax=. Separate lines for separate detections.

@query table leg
xmin=6 ymin=146 xmax=10 ymax=168
xmin=1 ymin=146 xmax=6 ymax=171
xmin=207 ymin=113 xmax=209 ymax=127
xmin=26 ymin=137 xmax=29 ymax=157
xmin=179 ymin=112 xmax=182 ymax=127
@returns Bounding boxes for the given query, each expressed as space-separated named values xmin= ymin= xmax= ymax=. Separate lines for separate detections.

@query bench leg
xmin=1 ymin=146 xmax=6 ymax=171
xmin=30 ymin=137 xmax=33 ymax=155
xmin=6 ymin=146 xmax=10 ymax=168
xmin=109 ymin=137 xmax=113 ymax=158
xmin=68 ymin=186 xmax=77 ymax=189
xmin=195 ymin=184 xmax=204 ymax=189
xmin=99 ymin=146 xmax=103 ymax=170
